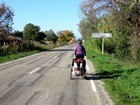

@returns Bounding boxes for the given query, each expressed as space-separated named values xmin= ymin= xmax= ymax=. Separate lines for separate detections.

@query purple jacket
xmin=75 ymin=44 xmax=86 ymax=56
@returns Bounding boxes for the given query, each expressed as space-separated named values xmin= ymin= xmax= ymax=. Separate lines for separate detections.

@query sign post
xmin=102 ymin=38 xmax=104 ymax=55
xmin=92 ymin=33 xmax=112 ymax=55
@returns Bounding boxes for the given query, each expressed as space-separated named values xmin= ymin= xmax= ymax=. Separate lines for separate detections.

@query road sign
xmin=92 ymin=33 xmax=112 ymax=38
xmin=92 ymin=33 xmax=100 ymax=38
xmin=100 ymin=33 xmax=112 ymax=38
xmin=92 ymin=33 xmax=112 ymax=55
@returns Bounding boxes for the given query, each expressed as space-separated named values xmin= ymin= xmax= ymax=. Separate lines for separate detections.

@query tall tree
xmin=57 ymin=31 xmax=66 ymax=42
xmin=23 ymin=23 xmax=40 ymax=41
xmin=127 ymin=0 xmax=140 ymax=60
xmin=13 ymin=30 xmax=23 ymax=38
xmin=35 ymin=31 xmax=46 ymax=42
xmin=79 ymin=0 xmax=99 ymax=38
xmin=79 ymin=0 xmax=140 ymax=60
xmin=62 ymin=30 xmax=74 ymax=42
xmin=57 ymin=30 xmax=74 ymax=43
xmin=0 ymin=2 xmax=14 ymax=39
xmin=45 ymin=29 xmax=58 ymax=43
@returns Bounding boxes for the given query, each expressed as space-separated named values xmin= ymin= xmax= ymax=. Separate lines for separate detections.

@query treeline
xmin=79 ymin=0 xmax=140 ymax=61
xmin=0 ymin=2 xmax=74 ymax=56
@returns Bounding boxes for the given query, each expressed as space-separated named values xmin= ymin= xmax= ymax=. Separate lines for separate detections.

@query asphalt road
xmin=0 ymin=44 xmax=104 ymax=105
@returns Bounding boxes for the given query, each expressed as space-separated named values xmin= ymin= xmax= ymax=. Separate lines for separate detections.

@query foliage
xmin=0 ymin=40 xmax=32 ymax=56
xmin=63 ymin=30 xmax=74 ymax=42
xmin=23 ymin=23 xmax=40 ymax=41
xmin=83 ymin=37 xmax=101 ymax=53
xmin=0 ymin=2 xmax=14 ymax=40
xmin=45 ymin=29 xmax=58 ymax=43
xmin=12 ymin=30 xmax=23 ymax=38
xmin=78 ymin=18 xmax=98 ymax=38
xmin=79 ymin=0 xmax=99 ymax=38
xmin=57 ymin=30 xmax=74 ymax=43
xmin=0 ymin=40 xmax=64 ymax=64
xmin=109 ymin=0 xmax=140 ymax=60
xmin=35 ymin=31 xmax=46 ymax=42
xmin=57 ymin=31 xmax=66 ymax=42
xmin=128 ymin=1 xmax=140 ymax=61
xmin=79 ymin=0 xmax=140 ymax=61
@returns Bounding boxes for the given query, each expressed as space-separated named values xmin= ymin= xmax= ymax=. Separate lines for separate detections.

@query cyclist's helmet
xmin=78 ymin=38 xmax=82 ymax=44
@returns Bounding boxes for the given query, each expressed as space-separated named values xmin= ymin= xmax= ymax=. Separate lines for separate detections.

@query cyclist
xmin=73 ymin=39 xmax=86 ymax=74
xmin=75 ymin=39 xmax=86 ymax=59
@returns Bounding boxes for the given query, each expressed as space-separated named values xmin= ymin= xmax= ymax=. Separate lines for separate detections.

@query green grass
xmin=87 ymin=52 xmax=140 ymax=105
xmin=0 ymin=50 xmax=40 ymax=63
xmin=0 ymin=42 xmax=65 ymax=64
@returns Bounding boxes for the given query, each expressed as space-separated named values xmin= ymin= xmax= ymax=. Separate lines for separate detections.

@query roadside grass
xmin=0 ymin=42 xmax=68 ymax=64
xmin=0 ymin=50 xmax=40 ymax=63
xmin=87 ymin=52 xmax=140 ymax=105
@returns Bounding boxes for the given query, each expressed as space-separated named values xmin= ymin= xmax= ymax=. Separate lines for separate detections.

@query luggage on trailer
xmin=70 ymin=58 xmax=86 ymax=79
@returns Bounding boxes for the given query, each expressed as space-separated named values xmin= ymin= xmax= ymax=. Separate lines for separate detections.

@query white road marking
xmin=86 ymin=65 xmax=97 ymax=92
xmin=72 ymin=56 xmax=97 ymax=92
xmin=29 ymin=67 xmax=41 ymax=74
xmin=54 ymin=56 xmax=58 ymax=58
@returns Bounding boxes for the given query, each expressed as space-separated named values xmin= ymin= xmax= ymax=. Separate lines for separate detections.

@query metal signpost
xmin=92 ymin=33 xmax=112 ymax=55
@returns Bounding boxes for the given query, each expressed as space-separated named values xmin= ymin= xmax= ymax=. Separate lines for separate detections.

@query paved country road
xmin=0 ymin=44 xmax=113 ymax=105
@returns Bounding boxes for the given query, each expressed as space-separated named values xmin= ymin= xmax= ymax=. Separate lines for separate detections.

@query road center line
xmin=29 ymin=67 xmax=41 ymax=74
xmin=85 ymin=57 xmax=97 ymax=92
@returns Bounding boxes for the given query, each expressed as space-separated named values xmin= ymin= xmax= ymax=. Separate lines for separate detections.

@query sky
xmin=2 ymin=0 xmax=83 ymax=39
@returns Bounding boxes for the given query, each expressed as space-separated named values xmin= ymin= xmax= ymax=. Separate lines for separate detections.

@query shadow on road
xmin=85 ymin=68 xmax=137 ymax=80
xmin=85 ymin=72 xmax=118 ymax=80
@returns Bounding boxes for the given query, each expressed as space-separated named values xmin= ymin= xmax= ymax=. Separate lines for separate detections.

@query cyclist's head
xmin=78 ymin=39 xmax=82 ymax=44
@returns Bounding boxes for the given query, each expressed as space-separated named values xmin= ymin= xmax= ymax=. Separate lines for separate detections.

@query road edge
xmin=86 ymin=58 xmax=115 ymax=105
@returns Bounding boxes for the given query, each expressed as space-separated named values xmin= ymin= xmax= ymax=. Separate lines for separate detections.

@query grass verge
xmin=0 ymin=42 xmax=67 ymax=64
xmin=0 ymin=50 xmax=40 ymax=63
xmin=87 ymin=52 xmax=140 ymax=105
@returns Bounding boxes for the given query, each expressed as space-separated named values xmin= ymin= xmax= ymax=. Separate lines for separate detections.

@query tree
xmin=107 ymin=0 xmax=140 ymax=60
xmin=127 ymin=0 xmax=140 ymax=61
xmin=23 ymin=23 xmax=40 ymax=41
xmin=78 ymin=18 xmax=98 ymax=39
xmin=79 ymin=0 xmax=140 ymax=61
xmin=0 ymin=2 xmax=14 ymax=39
xmin=79 ymin=0 xmax=99 ymax=38
xmin=13 ymin=30 xmax=23 ymax=38
xmin=35 ymin=31 xmax=46 ymax=42
xmin=62 ymin=30 xmax=74 ymax=42
xmin=57 ymin=31 xmax=66 ymax=42
xmin=57 ymin=30 xmax=74 ymax=43
xmin=45 ymin=29 xmax=58 ymax=43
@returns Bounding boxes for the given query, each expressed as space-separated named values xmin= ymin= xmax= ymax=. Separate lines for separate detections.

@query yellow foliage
xmin=57 ymin=30 xmax=74 ymax=42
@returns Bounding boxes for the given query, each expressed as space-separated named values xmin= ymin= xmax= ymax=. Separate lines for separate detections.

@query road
xmin=0 ymin=44 xmax=106 ymax=105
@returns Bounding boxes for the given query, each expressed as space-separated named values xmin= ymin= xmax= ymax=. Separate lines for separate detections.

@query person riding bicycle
xmin=75 ymin=39 xmax=86 ymax=59
xmin=73 ymin=39 xmax=86 ymax=74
